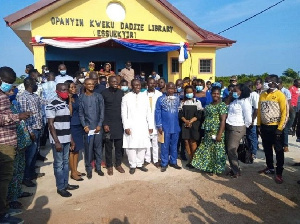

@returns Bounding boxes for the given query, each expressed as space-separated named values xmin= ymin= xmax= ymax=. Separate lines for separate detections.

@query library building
xmin=4 ymin=0 xmax=235 ymax=82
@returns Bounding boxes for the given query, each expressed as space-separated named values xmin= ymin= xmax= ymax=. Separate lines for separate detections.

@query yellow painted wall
xmin=33 ymin=45 xmax=46 ymax=73
xmin=167 ymin=47 xmax=216 ymax=83
xmin=31 ymin=0 xmax=187 ymax=43
xmin=30 ymin=0 xmax=217 ymax=81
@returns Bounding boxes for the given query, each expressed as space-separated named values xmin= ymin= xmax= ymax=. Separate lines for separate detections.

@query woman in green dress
xmin=191 ymin=85 xmax=228 ymax=174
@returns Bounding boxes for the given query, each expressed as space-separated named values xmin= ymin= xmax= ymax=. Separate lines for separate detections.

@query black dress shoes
xmin=87 ymin=172 xmax=92 ymax=179
xmin=161 ymin=166 xmax=167 ymax=172
xmin=129 ymin=168 xmax=136 ymax=175
xmin=57 ymin=189 xmax=72 ymax=197
xmin=22 ymin=179 xmax=36 ymax=187
xmin=137 ymin=166 xmax=148 ymax=172
xmin=66 ymin=184 xmax=79 ymax=190
xmin=95 ymin=169 xmax=104 ymax=176
xmin=169 ymin=164 xmax=182 ymax=170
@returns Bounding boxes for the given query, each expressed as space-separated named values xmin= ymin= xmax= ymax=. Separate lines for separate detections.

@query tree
xmin=282 ymin=68 xmax=299 ymax=80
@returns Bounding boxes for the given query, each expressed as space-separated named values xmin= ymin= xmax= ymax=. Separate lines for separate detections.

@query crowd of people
xmin=0 ymin=62 xmax=299 ymax=224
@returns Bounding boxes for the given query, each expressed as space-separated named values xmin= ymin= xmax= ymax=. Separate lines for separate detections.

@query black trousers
xmin=296 ymin=111 xmax=300 ymax=138
xmin=105 ymin=139 xmax=123 ymax=168
xmin=261 ymin=125 xmax=284 ymax=175
xmin=40 ymin=123 xmax=49 ymax=147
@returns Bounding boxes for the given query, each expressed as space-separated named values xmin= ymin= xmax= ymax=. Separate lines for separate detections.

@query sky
xmin=0 ymin=0 xmax=299 ymax=77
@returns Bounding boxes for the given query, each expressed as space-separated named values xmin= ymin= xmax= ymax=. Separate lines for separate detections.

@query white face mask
xmin=83 ymin=72 xmax=87 ymax=77
xmin=78 ymin=78 xmax=85 ymax=84
xmin=263 ymin=82 xmax=270 ymax=90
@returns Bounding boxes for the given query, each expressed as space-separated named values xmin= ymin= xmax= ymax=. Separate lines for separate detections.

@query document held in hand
xmin=158 ymin=131 xmax=164 ymax=143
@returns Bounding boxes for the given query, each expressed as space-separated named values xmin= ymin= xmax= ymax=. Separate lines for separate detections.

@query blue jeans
xmin=24 ymin=129 xmax=40 ymax=180
xmin=246 ymin=125 xmax=258 ymax=155
xmin=161 ymin=132 xmax=179 ymax=167
xmin=51 ymin=143 xmax=70 ymax=190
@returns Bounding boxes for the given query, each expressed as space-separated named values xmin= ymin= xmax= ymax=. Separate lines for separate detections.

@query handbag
xmin=237 ymin=136 xmax=253 ymax=164
xmin=17 ymin=120 xmax=32 ymax=150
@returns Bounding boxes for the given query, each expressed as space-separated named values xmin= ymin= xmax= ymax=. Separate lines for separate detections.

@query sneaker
xmin=258 ymin=167 xmax=275 ymax=175
xmin=275 ymin=175 xmax=283 ymax=184
xmin=0 ymin=214 xmax=24 ymax=224
xmin=296 ymin=138 xmax=300 ymax=143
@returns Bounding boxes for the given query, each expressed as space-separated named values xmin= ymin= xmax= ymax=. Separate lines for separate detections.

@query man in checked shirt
xmin=0 ymin=67 xmax=30 ymax=224
xmin=17 ymin=77 xmax=45 ymax=188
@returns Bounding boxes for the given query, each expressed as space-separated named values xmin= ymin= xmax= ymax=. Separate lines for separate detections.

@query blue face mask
xmin=177 ymin=87 xmax=182 ymax=92
xmin=186 ymin=93 xmax=194 ymax=99
xmin=232 ymin=92 xmax=239 ymax=99
xmin=60 ymin=70 xmax=67 ymax=76
xmin=141 ymin=88 xmax=147 ymax=92
xmin=0 ymin=81 xmax=13 ymax=93
xmin=196 ymin=86 xmax=204 ymax=92
xmin=100 ymin=81 xmax=107 ymax=86
xmin=121 ymin=86 xmax=129 ymax=92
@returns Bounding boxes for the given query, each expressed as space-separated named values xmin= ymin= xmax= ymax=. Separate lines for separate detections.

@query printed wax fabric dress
xmin=191 ymin=102 xmax=228 ymax=174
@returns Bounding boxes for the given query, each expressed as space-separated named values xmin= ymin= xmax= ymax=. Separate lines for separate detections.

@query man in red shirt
xmin=288 ymin=79 xmax=300 ymax=133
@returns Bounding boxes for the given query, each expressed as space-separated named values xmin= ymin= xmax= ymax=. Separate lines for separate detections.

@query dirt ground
xmin=17 ymin=136 xmax=300 ymax=224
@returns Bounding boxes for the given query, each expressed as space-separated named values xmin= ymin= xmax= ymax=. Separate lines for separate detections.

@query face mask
xmin=232 ymin=92 xmax=239 ymax=99
xmin=141 ymin=88 xmax=147 ymax=92
xmin=60 ymin=70 xmax=67 ymax=76
xmin=196 ymin=86 xmax=204 ymax=92
xmin=263 ymin=82 xmax=269 ymax=90
xmin=177 ymin=87 xmax=182 ymax=92
xmin=89 ymin=67 xmax=94 ymax=71
xmin=186 ymin=93 xmax=194 ymax=99
xmin=121 ymin=86 xmax=129 ymax=92
xmin=78 ymin=78 xmax=85 ymax=84
xmin=141 ymin=76 xmax=145 ymax=79
xmin=32 ymin=84 xmax=38 ymax=93
xmin=56 ymin=91 xmax=69 ymax=100
xmin=0 ymin=81 xmax=13 ymax=93
xmin=83 ymin=72 xmax=87 ymax=77
xmin=44 ymin=70 xmax=49 ymax=73
xmin=100 ymin=81 xmax=107 ymax=86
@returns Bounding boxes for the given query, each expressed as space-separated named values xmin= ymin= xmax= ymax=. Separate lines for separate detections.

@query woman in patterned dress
xmin=191 ymin=85 xmax=228 ymax=174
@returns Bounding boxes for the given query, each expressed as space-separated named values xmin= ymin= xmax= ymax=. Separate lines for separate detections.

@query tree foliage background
xmin=216 ymin=68 xmax=299 ymax=88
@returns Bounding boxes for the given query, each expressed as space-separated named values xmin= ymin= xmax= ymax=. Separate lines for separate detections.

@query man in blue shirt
xmin=155 ymin=82 xmax=182 ymax=172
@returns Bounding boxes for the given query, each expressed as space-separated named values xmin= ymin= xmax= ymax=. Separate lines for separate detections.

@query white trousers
xmin=126 ymin=148 xmax=146 ymax=168
xmin=145 ymin=134 xmax=159 ymax=163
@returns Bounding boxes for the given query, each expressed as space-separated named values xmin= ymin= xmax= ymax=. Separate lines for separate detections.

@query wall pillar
xmin=32 ymin=44 xmax=46 ymax=73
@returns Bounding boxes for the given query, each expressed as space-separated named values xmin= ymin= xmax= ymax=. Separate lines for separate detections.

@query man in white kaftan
xmin=143 ymin=78 xmax=162 ymax=168
xmin=121 ymin=79 xmax=154 ymax=174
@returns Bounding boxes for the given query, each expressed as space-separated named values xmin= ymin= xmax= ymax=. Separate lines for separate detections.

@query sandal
xmin=9 ymin=201 xmax=23 ymax=209
xmin=18 ymin=192 xmax=33 ymax=198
